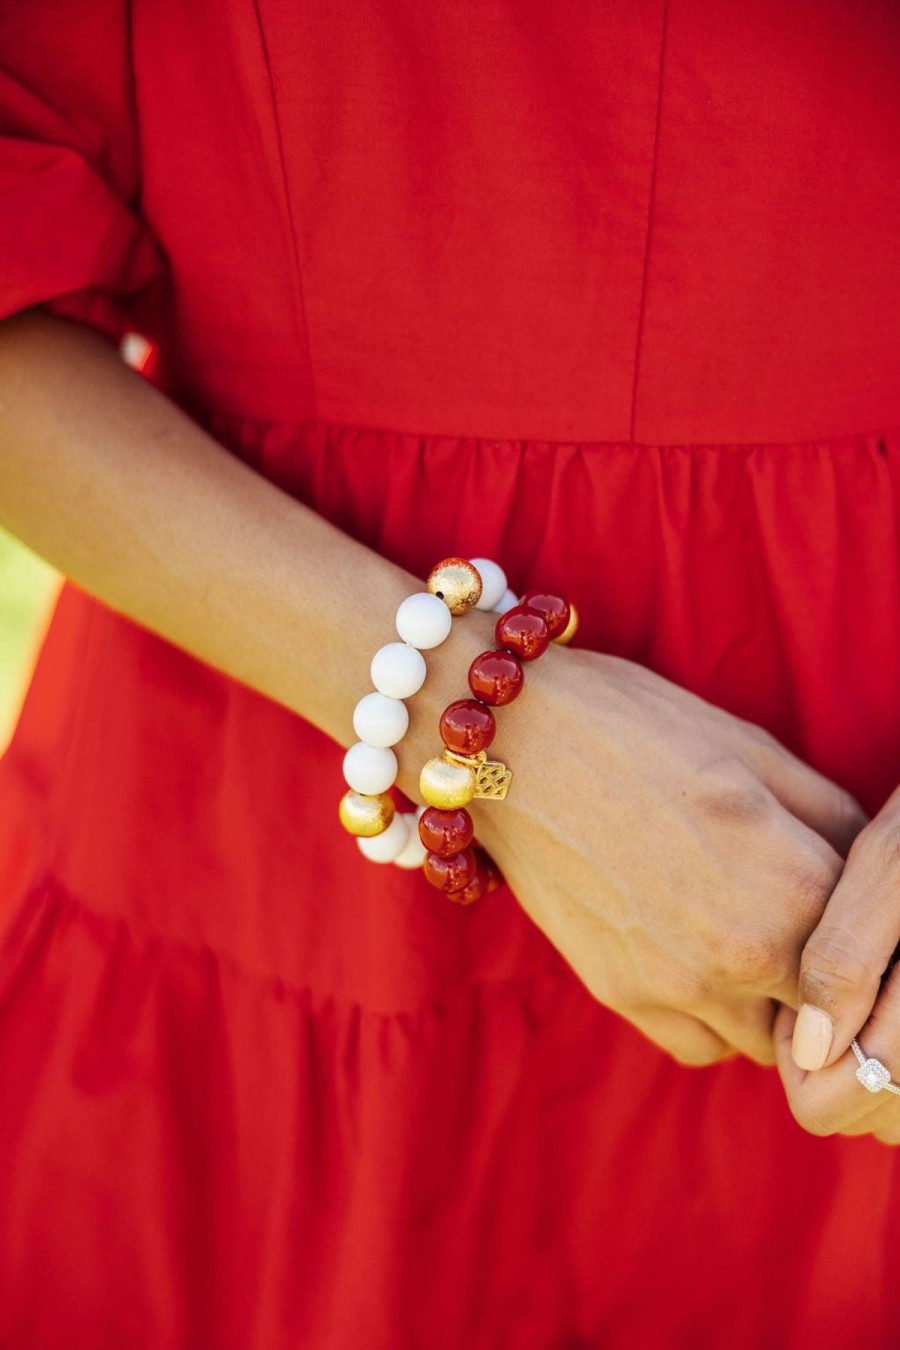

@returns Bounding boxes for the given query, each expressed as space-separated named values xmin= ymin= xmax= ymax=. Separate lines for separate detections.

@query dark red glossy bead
xmin=468 ymin=649 xmax=525 ymax=706
xmin=473 ymin=846 xmax=503 ymax=893
xmin=519 ymin=590 xmax=570 ymax=640
xmin=439 ymin=698 xmax=496 ymax=755
xmin=482 ymin=862 xmax=503 ymax=894
xmin=423 ymin=846 xmax=477 ymax=893
xmin=495 ymin=605 xmax=550 ymax=662
xmin=449 ymin=869 xmax=487 ymax=906
xmin=418 ymin=806 xmax=474 ymax=857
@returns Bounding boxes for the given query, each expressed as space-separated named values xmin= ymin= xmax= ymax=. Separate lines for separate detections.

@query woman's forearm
xmin=0 ymin=308 xmax=498 ymax=787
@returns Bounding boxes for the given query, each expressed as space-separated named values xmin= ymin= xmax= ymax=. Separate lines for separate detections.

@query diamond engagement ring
xmin=851 ymin=1039 xmax=900 ymax=1096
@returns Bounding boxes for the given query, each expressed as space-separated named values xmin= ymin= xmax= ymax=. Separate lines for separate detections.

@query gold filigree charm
xmin=443 ymin=750 xmax=512 ymax=800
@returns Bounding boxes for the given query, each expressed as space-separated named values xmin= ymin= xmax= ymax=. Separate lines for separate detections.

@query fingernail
xmin=792 ymin=1004 xmax=834 ymax=1070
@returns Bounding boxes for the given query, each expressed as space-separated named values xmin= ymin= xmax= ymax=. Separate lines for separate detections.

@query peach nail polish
xmin=792 ymin=1004 xmax=834 ymax=1071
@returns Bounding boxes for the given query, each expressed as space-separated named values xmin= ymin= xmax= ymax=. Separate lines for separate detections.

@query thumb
xmin=791 ymin=792 xmax=900 ymax=1071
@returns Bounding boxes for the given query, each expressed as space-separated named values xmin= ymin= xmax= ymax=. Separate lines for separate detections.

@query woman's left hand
xmin=775 ymin=782 xmax=900 ymax=1143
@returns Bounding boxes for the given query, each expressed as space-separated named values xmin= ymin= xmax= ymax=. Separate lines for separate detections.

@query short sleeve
xmin=0 ymin=1 xmax=168 ymax=346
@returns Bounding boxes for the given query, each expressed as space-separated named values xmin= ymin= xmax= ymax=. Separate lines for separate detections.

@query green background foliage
xmin=0 ymin=527 xmax=60 ymax=752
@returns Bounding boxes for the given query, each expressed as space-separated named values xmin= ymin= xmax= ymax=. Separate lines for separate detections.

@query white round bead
xmin=470 ymin=558 xmax=507 ymax=611
xmin=370 ymin=642 xmax=427 ymax=699
xmin=395 ymin=592 xmax=453 ymax=649
xmin=392 ymin=812 xmax=428 ymax=869
xmin=493 ymin=587 xmax=519 ymax=614
xmin=342 ymin=742 xmax=398 ymax=795
xmin=357 ymin=812 xmax=410 ymax=863
xmin=352 ymin=692 xmax=410 ymax=748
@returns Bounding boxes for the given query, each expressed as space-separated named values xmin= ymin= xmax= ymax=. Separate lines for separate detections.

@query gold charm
xmin=475 ymin=759 xmax=513 ymax=799
xmin=443 ymin=750 xmax=512 ymax=800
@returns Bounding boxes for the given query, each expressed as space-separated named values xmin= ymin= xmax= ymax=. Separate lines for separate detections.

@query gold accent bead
xmin=553 ymin=600 xmax=580 ymax=646
xmin=339 ymin=790 xmax=396 ymax=837
xmin=425 ymin=558 xmax=483 ymax=615
xmin=419 ymin=755 xmax=477 ymax=809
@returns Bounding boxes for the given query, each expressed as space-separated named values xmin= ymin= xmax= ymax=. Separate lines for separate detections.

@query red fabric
xmin=2 ymin=3 xmax=900 ymax=1346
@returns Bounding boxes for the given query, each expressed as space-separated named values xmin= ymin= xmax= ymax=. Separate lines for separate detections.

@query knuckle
xmin=693 ymin=759 xmax=773 ymax=826
xmin=801 ymin=924 xmax=880 ymax=997
xmin=714 ymin=929 xmax=785 ymax=987
xmin=668 ymin=1040 xmax=731 ymax=1068
xmin=656 ymin=961 xmax=715 ymax=1013
xmin=862 ymin=819 xmax=900 ymax=879
xmin=736 ymin=718 xmax=782 ymax=753
xmin=835 ymin=787 xmax=867 ymax=836
xmin=735 ymin=732 xmax=774 ymax=772
xmin=784 ymin=859 xmax=839 ymax=928
xmin=739 ymin=726 xmax=799 ymax=779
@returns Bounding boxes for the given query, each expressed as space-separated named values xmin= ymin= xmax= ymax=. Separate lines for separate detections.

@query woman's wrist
xmin=392 ymin=602 xmax=499 ymax=803
xmin=393 ymin=592 xmax=577 ymax=864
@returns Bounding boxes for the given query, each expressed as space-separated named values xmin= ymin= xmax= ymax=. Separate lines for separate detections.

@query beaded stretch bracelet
xmin=417 ymin=590 xmax=578 ymax=903
xmin=338 ymin=556 xmax=515 ymax=868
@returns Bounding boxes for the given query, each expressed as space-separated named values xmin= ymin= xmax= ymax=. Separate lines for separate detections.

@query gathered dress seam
xmin=251 ymin=1 xmax=318 ymax=418
xmin=197 ymin=404 xmax=900 ymax=455
xmin=20 ymin=872 xmax=539 ymax=1021
xmin=628 ymin=0 xmax=670 ymax=445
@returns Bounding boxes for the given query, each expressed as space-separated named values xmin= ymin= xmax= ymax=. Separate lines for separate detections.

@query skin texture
xmin=475 ymin=646 xmax=865 ymax=1067
xmin=0 ymin=307 xmax=884 ymax=1124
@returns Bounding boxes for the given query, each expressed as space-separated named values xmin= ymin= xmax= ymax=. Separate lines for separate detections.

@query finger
xmin=777 ymin=986 xmax=900 ymax=1139
xmin=791 ymin=786 xmax=900 ymax=1072
xmin=738 ymin=727 xmax=868 ymax=858
xmin=846 ymin=958 xmax=900 ymax=1134
xmin=626 ymin=1008 xmax=734 ymax=1068
xmin=774 ymin=1005 xmax=805 ymax=1095
xmin=774 ymin=1005 xmax=875 ymax=1137
xmin=698 ymin=996 xmax=779 ymax=1066
xmin=747 ymin=816 xmax=844 ymax=1011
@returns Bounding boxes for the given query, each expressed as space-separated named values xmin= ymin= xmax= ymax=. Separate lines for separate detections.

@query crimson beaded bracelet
xmin=417 ymin=590 xmax=578 ymax=904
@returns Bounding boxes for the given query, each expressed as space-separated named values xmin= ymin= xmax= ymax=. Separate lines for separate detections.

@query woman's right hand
xmin=414 ymin=627 xmax=867 ymax=1067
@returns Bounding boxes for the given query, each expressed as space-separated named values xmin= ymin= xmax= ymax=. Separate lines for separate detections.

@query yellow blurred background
xmin=0 ymin=526 xmax=61 ymax=754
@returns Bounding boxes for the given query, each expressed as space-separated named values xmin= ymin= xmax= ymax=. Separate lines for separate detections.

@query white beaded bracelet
xmin=339 ymin=557 xmax=516 ymax=869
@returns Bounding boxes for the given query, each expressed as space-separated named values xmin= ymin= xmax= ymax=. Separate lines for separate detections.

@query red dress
xmin=2 ymin=3 xmax=900 ymax=1346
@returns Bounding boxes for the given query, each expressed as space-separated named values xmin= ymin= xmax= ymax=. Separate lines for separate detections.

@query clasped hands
xmin=473 ymin=646 xmax=900 ymax=1145
xmin=774 ymin=779 xmax=900 ymax=1145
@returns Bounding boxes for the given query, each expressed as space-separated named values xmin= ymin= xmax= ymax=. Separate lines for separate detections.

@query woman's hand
xmin=773 ymin=783 xmax=900 ymax=1142
xmin=430 ymin=639 xmax=867 ymax=1068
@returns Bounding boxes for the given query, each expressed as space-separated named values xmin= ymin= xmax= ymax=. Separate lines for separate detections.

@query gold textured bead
xmin=338 ymin=790 xmax=396 ymax=837
xmin=425 ymin=558 xmax=483 ymax=615
xmin=419 ymin=755 xmax=477 ymax=809
xmin=553 ymin=600 xmax=580 ymax=646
